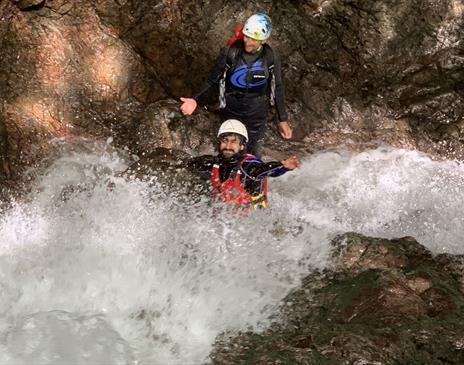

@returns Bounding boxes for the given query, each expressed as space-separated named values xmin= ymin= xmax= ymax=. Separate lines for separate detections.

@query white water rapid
xmin=1 ymin=146 xmax=463 ymax=364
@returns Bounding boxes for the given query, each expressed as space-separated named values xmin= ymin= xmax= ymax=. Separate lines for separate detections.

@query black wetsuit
xmin=187 ymin=153 xmax=288 ymax=196
xmin=194 ymin=40 xmax=288 ymax=159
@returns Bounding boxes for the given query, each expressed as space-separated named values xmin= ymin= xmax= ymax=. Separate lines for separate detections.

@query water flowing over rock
xmin=211 ymin=233 xmax=464 ymax=364
xmin=0 ymin=145 xmax=464 ymax=363
xmin=1 ymin=2 xmax=464 ymax=363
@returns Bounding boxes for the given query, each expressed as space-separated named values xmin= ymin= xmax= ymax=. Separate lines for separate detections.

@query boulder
xmin=1 ymin=0 xmax=463 ymax=180
xmin=211 ymin=233 xmax=464 ymax=364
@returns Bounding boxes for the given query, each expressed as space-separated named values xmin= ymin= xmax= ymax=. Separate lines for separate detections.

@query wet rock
xmin=124 ymin=147 xmax=190 ymax=180
xmin=45 ymin=0 xmax=73 ymax=14
xmin=0 ymin=0 xmax=164 ymax=179
xmin=13 ymin=0 xmax=45 ymax=11
xmin=0 ymin=116 xmax=10 ymax=180
xmin=134 ymin=99 xmax=216 ymax=156
xmin=1 ymin=0 xmax=464 ymax=181
xmin=435 ymin=254 xmax=464 ymax=294
xmin=331 ymin=234 xmax=409 ymax=275
xmin=113 ymin=0 xmax=463 ymax=159
xmin=212 ymin=233 xmax=464 ymax=364
xmin=123 ymin=147 xmax=210 ymax=205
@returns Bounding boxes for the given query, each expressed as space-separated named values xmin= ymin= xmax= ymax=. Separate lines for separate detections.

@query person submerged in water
xmin=187 ymin=119 xmax=300 ymax=210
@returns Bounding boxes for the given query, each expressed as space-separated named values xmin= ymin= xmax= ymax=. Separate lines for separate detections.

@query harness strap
xmin=269 ymin=64 xmax=275 ymax=106
xmin=219 ymin=46 xmax=238 ymax=109
xmin=239 ymin=155 xmax=268 ymax=199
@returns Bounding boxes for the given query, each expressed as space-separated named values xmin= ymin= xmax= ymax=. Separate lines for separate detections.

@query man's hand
xmin=278 ymin=121 xmax=292 ymax=139
xmin=180 ymin=97 xmax=197 ymax=115
xmin=282 ymin=155 xmax=300 ymax=170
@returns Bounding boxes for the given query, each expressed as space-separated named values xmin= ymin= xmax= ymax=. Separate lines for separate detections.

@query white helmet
xmin=217 ymin=119 xmax=248 ymax=142
xmin=243 ymin=13 xmax=272 ymax=41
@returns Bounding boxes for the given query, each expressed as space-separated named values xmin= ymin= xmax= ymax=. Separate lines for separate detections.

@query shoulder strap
xmin=228 ymin=162 xmax=241 ymax=181
xmin=239 ymin=154 xmax=261 ymax=181
xmin=220 ymin=42 xmax=241 ymax=109
xmin=239 ymin=154 xmax=267 ymax=197
xmin=262 ymin=44 xmax=274 ymax=68
xmin=241 ymin=154 xmax=260 ymax=163
xmin=263 ymin=44 xmax=276 ymax=106
xmin=225 ymin=41 xmax=242 ymax=70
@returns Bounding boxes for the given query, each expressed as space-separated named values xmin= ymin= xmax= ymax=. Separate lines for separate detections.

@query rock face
xmin=0 ymin=0 xmax=164 ymax=180
xmin=133 ymin=100 xmax=216 ymax=156
xmin=1 ymin=0 xmax=464 ymax=178
xmin=211 ymin=233 xmax=464 ymax=364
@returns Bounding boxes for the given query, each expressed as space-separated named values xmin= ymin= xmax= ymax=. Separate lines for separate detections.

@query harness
xmin=210 ymin=154 xmax=268 ymax=210
xmin=219 ymin=42 xmax=276 ymax=109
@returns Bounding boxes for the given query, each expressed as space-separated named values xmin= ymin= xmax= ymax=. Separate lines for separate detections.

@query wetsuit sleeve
xmin=193 ymin=48 xmax=228 ymax=105
xmin=241 ymin=160 xmax=289 ymax=180
xmin=272 ymin=51 xmax=289 ymax=122
xmin=185 ymin=155 xmax=217 ymax=180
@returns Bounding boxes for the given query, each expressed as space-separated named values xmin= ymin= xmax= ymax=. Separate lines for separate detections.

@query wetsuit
xmin=186 ymin=152 xmax=289 ymax=199
xmin=194 ymin=40 xmax=288 ymax=159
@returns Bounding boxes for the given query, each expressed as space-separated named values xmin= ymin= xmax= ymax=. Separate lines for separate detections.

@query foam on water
xmin=274 ymin=147 xmax=464 ymax=254
xmin=0 ymin=146 xmax=463 ymax=364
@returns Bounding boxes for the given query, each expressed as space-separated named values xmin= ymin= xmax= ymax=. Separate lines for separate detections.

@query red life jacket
xmin=210 ymin=154 xmax=268 ymax=209
xmin=226 ymin=24 xmax=244 ymax=46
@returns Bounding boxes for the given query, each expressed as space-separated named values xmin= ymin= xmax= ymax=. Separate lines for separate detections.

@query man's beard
xmin=219 ymin=149 xmax=242 ymax=161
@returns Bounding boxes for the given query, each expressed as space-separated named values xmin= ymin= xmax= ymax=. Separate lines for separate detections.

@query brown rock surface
xmin=0 ymin=0 xmax=164 ymax=181
xmin=211 ymin=233 xmax=464 ymax=364
xmin=1 ymin=0 xmax=463 ymax=181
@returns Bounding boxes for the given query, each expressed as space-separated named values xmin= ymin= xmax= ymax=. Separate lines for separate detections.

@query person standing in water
xmin=187 ymin=119 xmax=299 ymax=211
xmin=180 ymin=13 xmax=292 ymax=159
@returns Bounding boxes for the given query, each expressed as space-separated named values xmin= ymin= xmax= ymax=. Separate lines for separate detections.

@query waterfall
xmin=1 ymin=145 xmax=463 ymax=364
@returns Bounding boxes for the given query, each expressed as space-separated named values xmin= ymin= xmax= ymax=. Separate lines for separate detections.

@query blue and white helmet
xmin=243 ymin=13 xmax=272 ymax=41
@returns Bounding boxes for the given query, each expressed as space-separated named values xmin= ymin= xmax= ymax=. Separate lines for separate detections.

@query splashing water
xmin=273 ymin=147 xmax=464 ymax=254
xmin=0 ymin=145 xmax=463 ymax=364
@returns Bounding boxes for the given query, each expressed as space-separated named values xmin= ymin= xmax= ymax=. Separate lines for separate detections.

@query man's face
xmin=219 ymin=134 xmax=244 ymax=158
xmin=243 ymin=35 xmax=264 ymax=53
